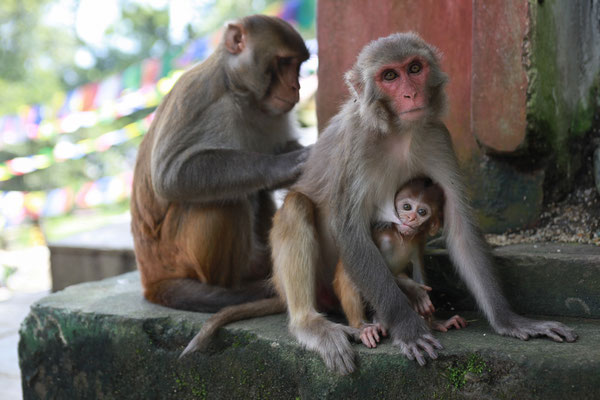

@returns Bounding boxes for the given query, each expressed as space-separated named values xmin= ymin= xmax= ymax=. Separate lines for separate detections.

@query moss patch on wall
xmin=526 ymin=0 xmax=600 ymax=199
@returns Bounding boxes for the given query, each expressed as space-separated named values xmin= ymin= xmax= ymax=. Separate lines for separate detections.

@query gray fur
xmin=149 ymin=17 xmax=310 ymax=204
xmin=291 ymin=32 xmax=576 ymax=371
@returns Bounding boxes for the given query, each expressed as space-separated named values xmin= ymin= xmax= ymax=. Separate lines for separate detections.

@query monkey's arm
xmin=152 ymin=146 xmax=310 ymax=203
xmin=411 ymin=241 xmax=426 ymax=285
xmin=276 ymin=139 xmax=305 ymax=153
xmin=424 ymin=129 xmax=576 ymax=342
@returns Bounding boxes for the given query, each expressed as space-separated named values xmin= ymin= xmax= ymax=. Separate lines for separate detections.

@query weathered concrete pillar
xmin=317 ymin=0 xmax=600 ymax=232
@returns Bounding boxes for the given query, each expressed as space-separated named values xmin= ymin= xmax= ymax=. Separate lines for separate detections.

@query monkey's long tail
xmin=179 ymin=296 xmax=286 ymax=358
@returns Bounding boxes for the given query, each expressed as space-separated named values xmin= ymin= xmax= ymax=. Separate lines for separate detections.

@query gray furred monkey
xmin=269 ymin=32 xmax=576 ymax=374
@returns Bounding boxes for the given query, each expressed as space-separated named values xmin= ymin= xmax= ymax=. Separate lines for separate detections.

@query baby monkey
xmin=333 ymin=178 xmax=467 ymax=348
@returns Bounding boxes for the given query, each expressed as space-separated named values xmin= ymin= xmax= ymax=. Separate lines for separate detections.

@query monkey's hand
xmin=390 ymin=313 xmax=443 ymax=366
xmin=493 ymin=313 xmax=577 ymax=343
xmin=359 ymin=322 xmax=387 ymax=348
xmin=430 ymin=315 xmax=467 ymax=332
xmin=291 ymin=314 xmax=359 ymax=375
xmin=269 ymin=145 xmax=312 ymax=189
xmin=396 ymin=277 xmax=435 ymax=317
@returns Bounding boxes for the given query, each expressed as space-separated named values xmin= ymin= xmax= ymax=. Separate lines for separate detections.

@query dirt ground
xmin=486 ymin=149 xmax=600 ymax=247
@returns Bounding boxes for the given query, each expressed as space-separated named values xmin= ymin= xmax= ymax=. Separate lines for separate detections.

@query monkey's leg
xmin=333 ymin=260 xmax=366 ymax=329
xmin=333 ymin=261 xmax=386 ymax=349
xmin=145 ymin=202 xmax=272 ymax=312
xmin=271 ymin=191 xmax=359 ymax=375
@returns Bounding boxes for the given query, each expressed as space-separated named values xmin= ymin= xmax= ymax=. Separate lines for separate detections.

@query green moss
xmin=446 ymin=354 xmax=488 ymax=390
xmin=571 ymin=78 xmax=600 ymax=136
xmin=526 ymin=0 xmax=599 ymax=192
xmin=527 ymin=0 xmax=565 ymax=162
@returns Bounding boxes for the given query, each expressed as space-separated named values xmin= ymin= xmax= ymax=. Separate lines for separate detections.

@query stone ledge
xmin=19 ymin=271 xmax=600 ymax=399
xmin=425 ymin=243 xmax=600 ymax=318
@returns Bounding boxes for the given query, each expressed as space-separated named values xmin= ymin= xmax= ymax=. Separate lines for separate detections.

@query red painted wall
xmin=317 ymin=0 xmax=529 ymax=161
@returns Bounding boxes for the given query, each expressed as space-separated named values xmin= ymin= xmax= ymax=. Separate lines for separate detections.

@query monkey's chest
xmin=380 ymin=242 xmax=415 ymax=275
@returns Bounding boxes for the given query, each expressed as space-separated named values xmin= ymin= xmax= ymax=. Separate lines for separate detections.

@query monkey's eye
xmin=408 ymin=62 xmax=422 ymax=74
xmin=278 ymin=57 xmax=294 ymax=69
xmin=382 ymin=70 xmax=398 ymax=81
xmin=402 ymin=203 xmax=411 ymax=211
xmin=417 ymin=208 xmax=427 ymax=216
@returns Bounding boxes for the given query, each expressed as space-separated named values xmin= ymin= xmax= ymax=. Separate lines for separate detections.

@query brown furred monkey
xmin=270 ymin=32 xmax=576 ymax=374
xmin=131 ymin=15 xmax=310 ymax=313
xmin=334 ymin=178 xmax=466 ymax=349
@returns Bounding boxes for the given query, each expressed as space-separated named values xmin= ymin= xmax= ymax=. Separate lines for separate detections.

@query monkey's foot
xmin=430 ymin=315 xmax=467 ymax=332
xmin=392 ymin=333 xmax=443 ymax=366
xmin=359 ymin=322 xmax=387 ymax=348
xmin=291 ymin=316 xmax=360 ymax=375
xmin=495 ymin=315 xmax=578 ymax=343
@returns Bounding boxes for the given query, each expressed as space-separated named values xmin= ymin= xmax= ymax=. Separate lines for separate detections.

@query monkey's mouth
xmin=273 ymin=96 xmax=297 ymax=108
xmin=399 ymin=107 xmax=424 ymax=116
xmin=398 ymin=222 xmax=417 ymax=235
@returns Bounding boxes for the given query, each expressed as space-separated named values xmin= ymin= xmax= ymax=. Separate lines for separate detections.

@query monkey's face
xmin=394 ymin=192 xmax=433 ymax=236
xmin=375 ymin=57 xmax=430 ymax=121
xmin=261 ymin=55 xmax=303 ymax=115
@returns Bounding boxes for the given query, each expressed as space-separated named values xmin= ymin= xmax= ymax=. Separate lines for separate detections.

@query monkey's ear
xmin=428 ymin=218 xmax=441 ymax=236
xmin=344 ymin=68 xmax=363 ymax=99
xmin=224 ymin=23 xmax=246 ymax=54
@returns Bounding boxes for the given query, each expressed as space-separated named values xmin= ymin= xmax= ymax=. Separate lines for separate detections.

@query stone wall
xmin=317 ymin=0 xmax=600 ymax=232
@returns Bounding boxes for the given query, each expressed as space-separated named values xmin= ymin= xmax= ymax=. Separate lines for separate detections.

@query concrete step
xmin=48 ymin=218 xmax=135 ymax=292
xmin=19 ymin=271 xmax=600 ymax=400
xmin=425 ymin=243 xmax=600 ymax=319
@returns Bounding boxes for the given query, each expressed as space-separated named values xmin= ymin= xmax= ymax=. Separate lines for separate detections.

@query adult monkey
xmin=270 ymin=32 xmax=577 ymax=374
xmin=131 ymin=15 xmax=310 ymax=312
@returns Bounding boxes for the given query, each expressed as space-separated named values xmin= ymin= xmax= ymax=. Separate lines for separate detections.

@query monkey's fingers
xmin=418 ymin=299 xmax=435 ymax=317
xmin=544 ymin=330 xmax=564 ymax=343
xmin=371 ymin=328 xmax=381 ymax=343
xmin=445 ymin=317 xmax=464 ymax=331
xmin=397 ymin=334 xmax=442 ymax=366
xmin=424 ymin=333 xmax=444 ymax=349
xmin=360 ymin=328 xmax=379 ymax=348
xmin=498 ymin=317 xmax=577 ymax=343
xmin=550 ymin=323 xmax=578 ymax=342
xmin=400 ymin=343 xmax=425 ymax=366
xmin=419 ymin=284 xmax=433 ymax=292
xmin=431 ymin=321 xmax=448 ymax=332
xmin=539 ymin=322 xmax=577 ymax=343
xmin=359 ymin=332 xmax=372 ymax=348
xmin=416 ymin=338 xmax=438 ymax=360
xmin=454 ymin=315 xmax=468 ymax=329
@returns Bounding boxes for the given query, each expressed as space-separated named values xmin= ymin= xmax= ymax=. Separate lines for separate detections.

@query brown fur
xmin=131 ymin=15 xmax=310 ymax=315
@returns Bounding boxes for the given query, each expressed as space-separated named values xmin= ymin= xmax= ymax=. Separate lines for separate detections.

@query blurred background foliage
xmin=0 ymin=0 xmax=317 ymax=248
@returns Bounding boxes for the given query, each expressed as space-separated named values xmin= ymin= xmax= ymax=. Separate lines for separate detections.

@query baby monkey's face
xmin=394 ymin=193 xmax=433 ymax=236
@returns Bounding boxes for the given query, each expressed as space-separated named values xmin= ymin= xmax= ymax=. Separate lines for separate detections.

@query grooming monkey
xmin=270 ymin=32 xmax=576 ymax=374
xmin=131 ymin=15 xmax=310 ymax=313
xmin=333 ymin=178 xmax=466 ymax=349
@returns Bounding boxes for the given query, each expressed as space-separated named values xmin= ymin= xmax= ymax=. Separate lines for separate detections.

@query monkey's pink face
xmin=375 ymin=57 xmax=430 ymax=121
xmin=263 ymin=56 xmax=303 ymax=115
xmin=395 ymin=197 xmax=432 ymax=236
